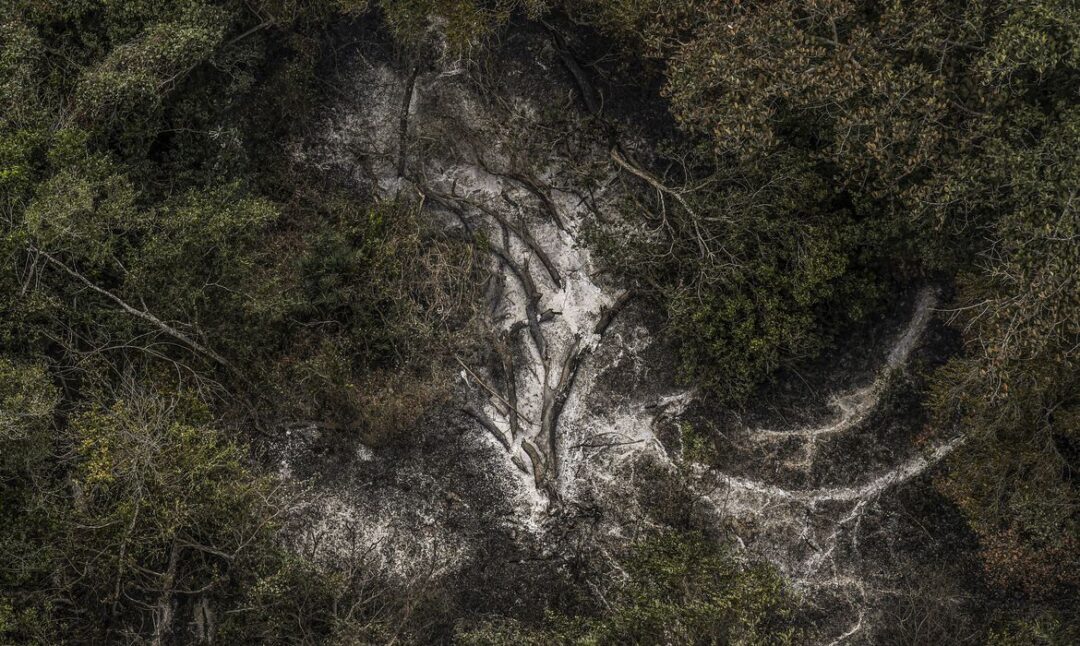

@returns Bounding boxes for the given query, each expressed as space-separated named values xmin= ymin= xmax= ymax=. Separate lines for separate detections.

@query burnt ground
xmin=267 ymin=17 xmax=1003 ymax=644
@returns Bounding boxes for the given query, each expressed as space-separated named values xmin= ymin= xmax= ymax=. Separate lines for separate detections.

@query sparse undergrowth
xmin=456 ymin=532 xmax=798 ymax=646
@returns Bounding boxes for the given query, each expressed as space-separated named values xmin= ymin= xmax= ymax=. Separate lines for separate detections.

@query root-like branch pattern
xmin=431 ymin=154 xmax=958 ymax=646
xmin=747 ymin=288 xmax=938 ymax=472
xmin=424 ymin=51 xmax=955 ymax=643
xmin=319 ymin=50 xmax=963 ymax=644
xmin=417 ymin=151 xmax=626 ymax=503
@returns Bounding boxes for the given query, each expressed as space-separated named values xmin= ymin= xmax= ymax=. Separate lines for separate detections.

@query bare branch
xmin=34 ymin=248 xmax=238 ymax=374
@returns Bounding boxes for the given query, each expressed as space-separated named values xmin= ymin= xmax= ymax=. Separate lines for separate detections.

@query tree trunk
xmin=151 ymin=540 xmax=180 ymax=646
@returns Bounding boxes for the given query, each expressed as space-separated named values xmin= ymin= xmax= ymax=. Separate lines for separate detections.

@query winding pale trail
xmin=301 ymin=50 xmax=961 ymax=643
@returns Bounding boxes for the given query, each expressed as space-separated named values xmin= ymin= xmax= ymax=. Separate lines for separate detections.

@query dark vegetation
xmin=457 ymin=532 xmax=798 ymax=645
xmin=1 ymin=0 xmax=1076 ymax=643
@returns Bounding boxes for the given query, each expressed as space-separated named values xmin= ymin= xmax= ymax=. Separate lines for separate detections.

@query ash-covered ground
xmin=275 ymin=22 xmax=989 ymax=644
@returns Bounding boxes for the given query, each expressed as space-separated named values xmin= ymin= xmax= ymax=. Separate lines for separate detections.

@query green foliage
xmin=928 ymin=105 xmax=1080 ymax=599
xmin=592 ymin=150 xmax=880 ymax=403
xmin=265 ymin=195 xmax=484 ymax=440
xmin=0 ymin=359 xmax=58 ymax=644
xmin=987 ymin=613 xmax=1080 ymax=646
xmin=458 ymin=532 xmax=797 ymax=645
xmin=378 ymin=0 xmax=547 ymax=52
xmin=74 ymin=5 xmax=229 ymax=126
xmin=2 ymin=0 xmax=483 ymax=423
xmin=575 ymin=0 xmax=1079 ymax=623
xmin=0 ymin=383 xmax=390 ymax=644
xmin=2 ymin=0 xmax=1077 ymax=640
xmin=0 ymin=358 xmax=56 ymax=460
xmin=0 ymin=1 xmax=486 ymax=642
xmin=58 ymin=394 xmax=279 ymax=634
xmin=583 ymin=0 xmax=1079 ymax=400
xmin=0 ymin=364 xmax=55 ymax=640
xmin=218 ymin=554 xmax=391 ymax=645
xmin=679 ymin=421 xmax=714 ymax=465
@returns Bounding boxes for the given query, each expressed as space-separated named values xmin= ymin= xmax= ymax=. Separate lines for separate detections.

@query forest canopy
xmin=1 ymin=0 xmax=1077 ymax=643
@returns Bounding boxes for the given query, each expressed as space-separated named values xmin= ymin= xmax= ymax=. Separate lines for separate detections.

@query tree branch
xmin=34 ymin=248 xmax=238 ymax=374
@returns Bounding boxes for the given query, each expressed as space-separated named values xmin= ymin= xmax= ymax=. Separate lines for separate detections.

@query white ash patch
xmin=291 ymin=46 xmax=961 ymax=644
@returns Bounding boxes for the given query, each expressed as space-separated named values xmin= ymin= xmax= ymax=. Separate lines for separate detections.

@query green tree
xmin=1 ymin=2 xmax=483 ymax=642
xmin=930 ymin=106 xmax=1079 ymax=598
xmin=571 ymin=0 xmax=1080 ymax=624
xmin=0 ymin=359 xmax=58 ymax=643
